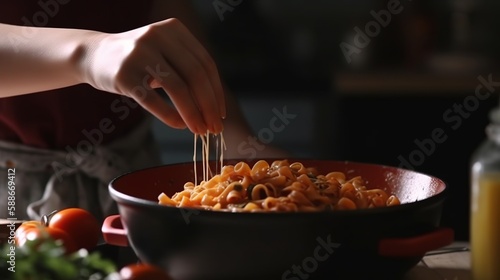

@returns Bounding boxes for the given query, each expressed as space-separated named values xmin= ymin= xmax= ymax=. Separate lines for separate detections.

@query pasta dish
xmin=158 ymin=158 xmax=401 ymax=212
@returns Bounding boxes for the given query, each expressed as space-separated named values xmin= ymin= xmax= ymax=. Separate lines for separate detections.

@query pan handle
xmin=101 ymin=214 xmax=129 ymax=247
xmin=378 ymin=227 xmax=454 ymax=257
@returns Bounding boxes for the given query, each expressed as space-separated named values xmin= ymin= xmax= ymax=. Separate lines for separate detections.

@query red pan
xmin=102 ymin=159 xmax=453 ymax=280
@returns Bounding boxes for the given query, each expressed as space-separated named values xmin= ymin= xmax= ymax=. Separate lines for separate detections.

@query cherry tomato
xmin=15 ymin=222 xmax=78 ymax=254
xmin=14 ymin=220 xmax=43 ymax=245
xmin=119 ymin=263 xmax=172 ymax=280
xmin=48 ymin=208 xmax=101 ymax=251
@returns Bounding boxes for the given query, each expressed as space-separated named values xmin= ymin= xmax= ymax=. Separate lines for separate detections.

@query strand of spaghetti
xmin=193 ymin=134 xmax=198 ymax=186
xmin=214 ymin=134 xmax=219 ymax=175
xmin=192 ymin=132 xmax=226 ymax=186
xmin=200 ymin=133 xmax=212 ymax=182
xmin=200 ymin=134 xmax=206 ymax=182
xmin=205 ymin=131 xmax=211 ymax=181
xmin=219 ymin=132 xmax=226 ymax=174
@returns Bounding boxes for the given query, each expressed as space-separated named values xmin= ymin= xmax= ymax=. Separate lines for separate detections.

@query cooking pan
xmin=102 ymin=159 xmax=453 ymax=280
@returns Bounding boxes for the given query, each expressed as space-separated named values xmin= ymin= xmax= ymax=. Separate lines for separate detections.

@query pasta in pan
xmin=158 ymin=159 xmax=401 ymax=212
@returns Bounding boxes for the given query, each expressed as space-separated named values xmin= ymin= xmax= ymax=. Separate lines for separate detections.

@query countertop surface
xmin=405 ymin=242 xmax=471 ymax=280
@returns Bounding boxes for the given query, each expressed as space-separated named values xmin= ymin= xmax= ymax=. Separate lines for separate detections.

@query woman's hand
xmin=81 ymin=18 xmax=226 ymax=134
xmin=0 ymin=18 xmax=224 ymax=134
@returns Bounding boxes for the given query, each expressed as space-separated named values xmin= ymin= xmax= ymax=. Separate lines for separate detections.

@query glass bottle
xmin=470 ymin=102 xmax=500 ymax=280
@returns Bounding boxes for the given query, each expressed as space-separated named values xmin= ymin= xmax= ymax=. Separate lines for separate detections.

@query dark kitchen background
xmin=154 ymin=0 xmax=500 ymax=241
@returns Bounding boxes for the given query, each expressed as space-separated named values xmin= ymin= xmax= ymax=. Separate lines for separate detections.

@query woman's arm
xmin=0 ymin=23 xmax=87 ymax=97
xmin=0 ymin=20 xmax=225 ymax=135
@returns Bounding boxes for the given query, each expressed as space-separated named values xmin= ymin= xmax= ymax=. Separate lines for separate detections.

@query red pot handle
xmin=101 ymin=214 xmax=129 ymax=247
xmin=378 ymin=227 xmax=454 ymax=257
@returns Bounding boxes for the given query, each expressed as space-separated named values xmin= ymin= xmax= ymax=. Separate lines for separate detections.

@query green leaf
xmin=0 ymin=235 xmax=118 ymax=280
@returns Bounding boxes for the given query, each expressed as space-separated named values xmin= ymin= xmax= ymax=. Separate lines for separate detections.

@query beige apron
xmin=0 ymin=117 xmax=162 ymax=222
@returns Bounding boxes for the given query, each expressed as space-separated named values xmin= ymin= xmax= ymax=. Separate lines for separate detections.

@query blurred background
xmin=153 ymin=0 xmax=500 ymax=241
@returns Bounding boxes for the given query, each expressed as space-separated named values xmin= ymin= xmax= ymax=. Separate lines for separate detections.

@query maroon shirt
xmin=0 ymin=0 xmax=154 ymax=149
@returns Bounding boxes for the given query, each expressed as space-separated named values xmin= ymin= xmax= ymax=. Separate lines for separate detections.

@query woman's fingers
xmin=84 ymin=18 xmax=226 ymax=135
xmin=155 ymin=18 xmax=225 ymax=134
xmin=152 ymin=40 xmax=222 ymax=133
xmin=145 ymin=64 xmax=208 ymax=134
xmin=128 ymin=85 xmax=187 ymax=131
xmin=166 ymin=18 xmax=226 ymax=120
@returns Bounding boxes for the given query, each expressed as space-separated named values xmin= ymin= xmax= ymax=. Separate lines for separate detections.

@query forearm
xmin=0 ymin=20 xmax=225 ymax=134
xmin=0 ymin=23 xmax=95 ymax=97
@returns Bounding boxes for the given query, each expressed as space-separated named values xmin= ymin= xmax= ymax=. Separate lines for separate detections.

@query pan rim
xmin=108 ymin=158 xmax=448 ymax=217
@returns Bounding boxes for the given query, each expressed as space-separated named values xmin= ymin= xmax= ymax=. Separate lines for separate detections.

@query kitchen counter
xmin=405 ymin=242 xmax=471 ymax=280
